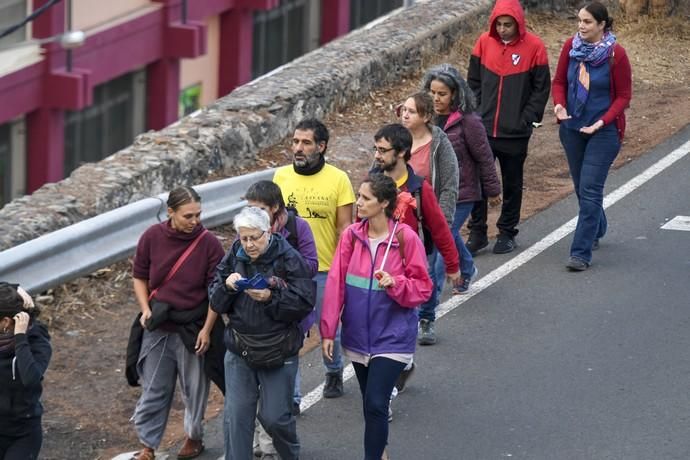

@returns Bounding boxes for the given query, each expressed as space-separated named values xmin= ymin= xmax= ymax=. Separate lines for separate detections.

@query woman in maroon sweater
xmin=552 ymin=1 xmax=632 ymax=271
xmin=130 ymin=186 xmax=224 ymax=460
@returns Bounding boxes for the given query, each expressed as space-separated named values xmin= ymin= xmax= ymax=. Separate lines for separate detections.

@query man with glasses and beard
xmin=369 ymin=123 xmax=461 ymax=399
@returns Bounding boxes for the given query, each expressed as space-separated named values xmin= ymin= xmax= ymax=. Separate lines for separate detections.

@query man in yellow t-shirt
xmin=273 ymin=118 xmax=354 ymax=399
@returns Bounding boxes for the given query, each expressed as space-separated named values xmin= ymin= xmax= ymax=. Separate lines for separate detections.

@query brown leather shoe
xmin=131 ymin=447 xmax=155 ymax=460
xmin=177 ymin=437 xmax=204 ymax=459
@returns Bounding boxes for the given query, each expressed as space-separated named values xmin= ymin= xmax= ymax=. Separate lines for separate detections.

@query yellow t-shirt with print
xmin=273 ymin=163 xmax=355 ymax=272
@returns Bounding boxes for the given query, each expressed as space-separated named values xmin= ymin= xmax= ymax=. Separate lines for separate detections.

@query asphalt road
xmin=294 ymin=128 xmax=690 ymax=460
xmin=124 ymin=124 xmax=690 ymax=460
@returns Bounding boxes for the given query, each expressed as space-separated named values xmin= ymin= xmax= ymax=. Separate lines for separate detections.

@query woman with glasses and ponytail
xmin=0 ymin=282 xmax=51 ymax=460
xmin=553 ymin=1 xmax=632 ymax=271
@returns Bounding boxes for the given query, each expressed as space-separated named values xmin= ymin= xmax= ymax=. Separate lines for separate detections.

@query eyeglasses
xmin=240 ymin=231 xmax=266 ymax=245
xmin=373 ymin=146 xmax=395 ymax=155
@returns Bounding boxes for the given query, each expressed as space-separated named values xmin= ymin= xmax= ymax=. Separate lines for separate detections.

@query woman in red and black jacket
xmin=552 ymin=1 xmax=632 ymax=271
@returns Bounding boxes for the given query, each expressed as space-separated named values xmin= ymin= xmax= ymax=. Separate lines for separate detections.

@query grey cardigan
xmin=428 ymin=125 xmax=459 ymax=226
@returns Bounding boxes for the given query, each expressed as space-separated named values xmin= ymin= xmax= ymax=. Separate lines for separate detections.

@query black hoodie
xmin=0 ymin=322 xmax=51 ymax=436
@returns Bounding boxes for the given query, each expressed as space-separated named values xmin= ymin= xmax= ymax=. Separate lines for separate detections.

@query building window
xmin=64 ymin=69 xmax=146 ymax=175
xmin=252 ymin=0 xmax=313 ymax=78
xmin=0 ymin=118 xmax=26 ymax=207
xmin=0 ymin=0 xmax=27 ymax=47
xmin=350 ymin=0 xmax=403 ymax=30
xmin=179 ymin=83 xmax=202 ymax=117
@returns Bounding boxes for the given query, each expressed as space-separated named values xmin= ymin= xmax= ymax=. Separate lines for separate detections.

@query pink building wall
xmin=1 ymin=0 xmax=353 ymax=193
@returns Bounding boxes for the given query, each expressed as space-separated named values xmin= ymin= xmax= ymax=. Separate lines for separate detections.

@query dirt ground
xmin=32 ymin=12 xmax=689 ymax=460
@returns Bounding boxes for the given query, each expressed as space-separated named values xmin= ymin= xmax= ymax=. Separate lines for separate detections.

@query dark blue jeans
xmin=430 ymin=201 xmax=476 ymax=305
xmin=352 ymin=358 xmax=406 ymax=460
xmin=559 ymin=125 xmax=620 ymax=263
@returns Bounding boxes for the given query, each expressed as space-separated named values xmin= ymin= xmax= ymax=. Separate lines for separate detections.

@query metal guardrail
xmin=0 ymin=169 xmax=275 ymax=294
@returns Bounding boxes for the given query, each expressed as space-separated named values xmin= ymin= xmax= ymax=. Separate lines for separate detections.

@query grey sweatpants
xmin=224 ymin=350 xmax=299 ymax=460
xmin=133 ymin=329 xmax=210 ymax=449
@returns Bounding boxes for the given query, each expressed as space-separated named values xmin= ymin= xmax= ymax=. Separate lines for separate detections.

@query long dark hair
xmin=421 ymin=63 xmax=477 ymax=114
xmin=361 ymin=174 xmax=398 ymax=219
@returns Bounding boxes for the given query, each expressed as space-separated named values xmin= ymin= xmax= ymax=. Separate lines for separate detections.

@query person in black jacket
xmin=0 ymin=282 xmax=51 ymax=460
xmin=209 ymin=206 xmax=315 ymax=460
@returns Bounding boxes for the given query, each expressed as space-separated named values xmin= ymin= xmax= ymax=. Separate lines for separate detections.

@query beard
xmin=293 ymin=152 xmax=320 ymax=168
xmin=378 ymin=159 xmax=397 ymax=172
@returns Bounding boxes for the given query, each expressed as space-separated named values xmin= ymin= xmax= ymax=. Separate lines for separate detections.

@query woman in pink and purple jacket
xmin=320 ymin=174 xmax=432 ymax=460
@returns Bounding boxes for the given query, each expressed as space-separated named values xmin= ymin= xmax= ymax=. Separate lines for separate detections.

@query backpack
xmin=284 ymin=206 xmax=300 ymax=250
xmin=409 ymin=186 xmax=434 ymax=255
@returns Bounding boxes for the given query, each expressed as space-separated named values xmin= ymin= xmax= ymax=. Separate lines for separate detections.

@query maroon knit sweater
xmin=133 ymin=221 xmax=224 ymax=309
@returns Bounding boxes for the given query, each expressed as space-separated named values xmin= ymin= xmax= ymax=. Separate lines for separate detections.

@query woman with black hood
xmin=0 ymin=282 xmax=51 ymax=460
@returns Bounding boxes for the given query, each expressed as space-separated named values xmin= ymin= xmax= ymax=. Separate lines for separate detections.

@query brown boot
xmin=131 ymin=446 xmax=155 ymax=460
xmin=381 ymin=447 xmax=390 ymax=460
xmin=177 ymin=437 xmax=204 ymax=459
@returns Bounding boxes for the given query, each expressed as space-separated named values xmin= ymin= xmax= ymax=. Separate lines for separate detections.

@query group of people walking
xmin=0 ymin=1 xmax=631 ymax=459
xmin=125 ymin=1 xmax=633 ymax=459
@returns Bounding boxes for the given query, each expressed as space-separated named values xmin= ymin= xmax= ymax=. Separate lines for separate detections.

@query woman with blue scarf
xmin=552 ymin=1 xmax=632 ymax=271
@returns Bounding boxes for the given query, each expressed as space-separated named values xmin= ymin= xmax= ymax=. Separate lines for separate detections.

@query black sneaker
xmin=291 ymin=401 xmax=301 ymax=416
xmin=466 ymin=234 xmax=489 ymax=256
xmin=322 ymin=372 xmax=344 ymax=398
xmin=566 ymin=256 xmax=590 ymax=271
xmin=592 ymin=239 xmax=600 ymax=250
xmin=394 ymin=362 xmax=415 ymax=393
xmin=417 ymin=319 xmax=437 ymax=345
xmin=493 ymin=234 xmax=516 ymax=254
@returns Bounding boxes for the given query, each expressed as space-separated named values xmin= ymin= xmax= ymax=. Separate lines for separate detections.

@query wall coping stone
xmin=0 ymin=0 xmax=491 ymax=251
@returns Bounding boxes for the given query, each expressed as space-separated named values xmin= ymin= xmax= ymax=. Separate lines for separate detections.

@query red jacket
xmin=468 ymin=0 xmax=551 ymax=140
xmin=398 ymin=167 xmax=460 ymax=274
xmin=552 ymin=36 xmax=632 ymax=140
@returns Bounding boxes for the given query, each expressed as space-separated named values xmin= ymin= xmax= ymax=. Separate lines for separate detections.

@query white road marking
xmin=661 ymin=216 xmax=690 ymax=232
xmin=302 ymin=139 xmax=690 ymax=414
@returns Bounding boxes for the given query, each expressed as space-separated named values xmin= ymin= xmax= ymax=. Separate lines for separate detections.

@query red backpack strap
xmin=148 ymin=229 xmax=208 ymax=301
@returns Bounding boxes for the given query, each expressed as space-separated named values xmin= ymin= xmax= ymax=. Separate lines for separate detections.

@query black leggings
xmin=0 ymin=422 xmax=42 ymax=460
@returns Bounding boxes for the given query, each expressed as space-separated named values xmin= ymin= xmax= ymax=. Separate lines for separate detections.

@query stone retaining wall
xmin=0 ymin=0 xmax=491 ymax=251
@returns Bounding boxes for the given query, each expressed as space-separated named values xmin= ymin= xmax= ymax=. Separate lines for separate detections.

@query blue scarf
xmin=569 ymin=32 xmax=617 ymax=117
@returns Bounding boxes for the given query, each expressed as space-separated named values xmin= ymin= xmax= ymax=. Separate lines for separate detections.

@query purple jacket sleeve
xmin=295 ymin=217 xmax=319 ymax=278
xmin=465 ymin=114 xmax=501 ymax=198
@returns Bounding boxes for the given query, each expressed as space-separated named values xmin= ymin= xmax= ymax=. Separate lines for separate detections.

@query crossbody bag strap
xmin=148 ymin=229 xmax=209 ymax=301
